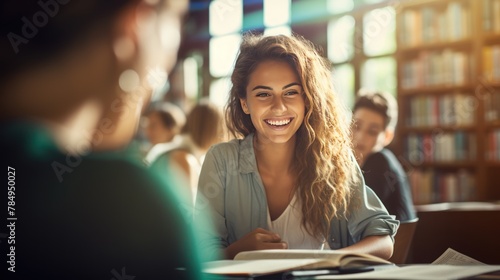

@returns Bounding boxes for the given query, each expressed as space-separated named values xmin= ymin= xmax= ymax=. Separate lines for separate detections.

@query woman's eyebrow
xmin=251 ymin=82 xmax=302 ymax=91
xmin=251 ymin=85 xmax=272 ymax=91
xmin=282 ymin=82 xmax=301 ymax=89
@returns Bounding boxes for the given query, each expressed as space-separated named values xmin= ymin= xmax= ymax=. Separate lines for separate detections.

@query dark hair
xmin=0 ymin=1 xmax=142 ymax=82
xmin=147 ymin=102 xmax=186 ymax=132
xmin=0 ymin=0 xmax=185 ymax=84
xmin=353 ymin=90 xmax=398 ymax=131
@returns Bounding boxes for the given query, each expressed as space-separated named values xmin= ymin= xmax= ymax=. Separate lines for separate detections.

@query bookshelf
xmin=396 ymin=0 xmax=500 ymax=204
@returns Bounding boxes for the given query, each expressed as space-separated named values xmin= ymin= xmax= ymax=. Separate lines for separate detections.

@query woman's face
xmin=240 ymin=60 xmax=305 ymax=145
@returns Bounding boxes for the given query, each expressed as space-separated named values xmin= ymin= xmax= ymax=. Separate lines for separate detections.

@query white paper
xmin=317 ymin=248 xmax=496 ymax=279
xmin=432 ymin=248 xmax=485 ymax=265
xmin=203 ymin=259 xmax=320 ymax=275
xmin=316 ymin=265 xmax=500 ymax=279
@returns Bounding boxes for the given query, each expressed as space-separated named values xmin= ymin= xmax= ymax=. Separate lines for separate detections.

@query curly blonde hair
xmin=226 ymin=33 xmax=357 ymax=239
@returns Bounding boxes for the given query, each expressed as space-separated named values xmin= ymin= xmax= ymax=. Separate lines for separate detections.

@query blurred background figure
xmin=351 ymin=89 xmax=416 ymax=222
xmin=149 ymin=98 xmax=224 ymax=204
xmin=0 ymin=0 xmax=212 ymax=279
xmin=141 ymin=101 xmax=186 ymax=156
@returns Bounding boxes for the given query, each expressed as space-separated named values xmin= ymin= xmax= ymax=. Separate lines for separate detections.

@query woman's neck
xmin=253 ymin=134 xmax=296 ymax=174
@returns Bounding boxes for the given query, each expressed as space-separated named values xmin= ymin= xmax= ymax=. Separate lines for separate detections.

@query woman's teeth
xmin=266 ymin=119 xmax=291 ymax=126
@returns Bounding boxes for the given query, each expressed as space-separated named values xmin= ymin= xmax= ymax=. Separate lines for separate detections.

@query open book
xmin=203 ymin=249 xmax=392 ymax=277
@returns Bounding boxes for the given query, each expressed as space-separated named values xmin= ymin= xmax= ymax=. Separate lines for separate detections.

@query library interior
xmin=2 ymin=0 xmax=500 ymax=278
xmin=165 ymin=0 xmax=500 ymax=264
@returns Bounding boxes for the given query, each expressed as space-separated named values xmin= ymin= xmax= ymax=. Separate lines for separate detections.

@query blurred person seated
xmin=141 ymin=101 xmax=186 ymax=155
xmin=0 ymin=0 xmax=214 ymax=279
xmin=351 ymin=89 xmax=417 ymax=222
xmin=148 ymin=99 xmax=223 ymax=205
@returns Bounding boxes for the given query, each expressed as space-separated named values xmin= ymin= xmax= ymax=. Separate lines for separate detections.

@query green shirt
xmin=0 ymin=121 xmax=210 ymax=279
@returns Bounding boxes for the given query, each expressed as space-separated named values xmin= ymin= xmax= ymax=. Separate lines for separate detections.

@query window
xmin=361 ymin=56 xmax=397 ymax=96
xmin=363 ymin=7 xmax=396 ymax=56
xmin=332 ymin=63 xmax=355 ymax=108
xmin=328 ymin=2 xmax=397 ymax=107
xmin=209 ymin=0 xmax=243 ymax=104
xmin=208 ymin=0 xmax=295 ymax=106
xmin=209 ymin=34 xmax=242 ymax=78
xmin=328 ymin=15 xmax=355 ymax=63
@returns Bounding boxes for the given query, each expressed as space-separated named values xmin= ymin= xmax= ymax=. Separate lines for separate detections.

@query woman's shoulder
xmin=208 ymin=135 xmax=252 ymax=158
xmin=204 ymin=135 xmax=256 ymax=173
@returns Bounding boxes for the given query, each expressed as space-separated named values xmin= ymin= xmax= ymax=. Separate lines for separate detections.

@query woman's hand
xmin=224 ymin=228 xmax=288 ymax=259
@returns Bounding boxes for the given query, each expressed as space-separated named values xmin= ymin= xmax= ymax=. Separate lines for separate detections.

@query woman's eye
xmin=256 ymin=92 xmax=270 ymax=97
xmin=285 ymin=90 xmax=299 ymax=96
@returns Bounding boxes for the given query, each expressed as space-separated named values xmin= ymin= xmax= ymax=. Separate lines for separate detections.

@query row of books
xmin=484 ymin=91 xmax=500 ymax=122
xmin=408 ymin=168 xmax=475 ymax=205
xmin=399 ymin=1 xmax=470 ymax=46
xmin=405 ymin=132 xmax=476 ymax=163
xmin=401 ymin=50 xmax=470 ymax=89
xmin=487 ymin=129 xmax=500 ymax=161
xmin=405 ymin=93 xmax=475 ymax=128
xmin=483 ymin=0 xmax=500 ymax=32
xmin=483 ymin=45 xmax=500 ymax=82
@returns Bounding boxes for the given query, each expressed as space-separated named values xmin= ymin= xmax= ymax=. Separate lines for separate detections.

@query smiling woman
xmin=195 ymin=33 xmax=399 ymax=261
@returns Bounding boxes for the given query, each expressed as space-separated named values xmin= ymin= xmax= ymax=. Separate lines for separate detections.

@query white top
xmin=144 ymin=135 xmax=183 ymax=165
xmin=145 ymin=134 xmax=203 ymax=205
xmin=267 ymin=195 xmax=329 ymax=250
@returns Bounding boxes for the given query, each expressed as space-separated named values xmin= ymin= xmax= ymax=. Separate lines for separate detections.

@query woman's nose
xmin=271 ymin=96 xmax=286 ymax=113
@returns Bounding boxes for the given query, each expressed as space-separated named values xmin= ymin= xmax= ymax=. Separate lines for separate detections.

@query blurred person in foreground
xmin=351 ymin=89 xmax=416 ymax=222
xmin=0 ymin=0 xmax=213 ymax=279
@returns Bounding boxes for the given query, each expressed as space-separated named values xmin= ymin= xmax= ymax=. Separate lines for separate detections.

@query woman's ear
xmin=240 ymin=98 xmax=250 ymax=114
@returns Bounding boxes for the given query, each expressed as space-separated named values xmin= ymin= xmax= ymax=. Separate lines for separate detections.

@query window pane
xmin=209 ymin=0 xmax=243 ymax=36
xmin=209 ymin=34 xmax=241 ymax=78
xmin=264 ymin=0 xmax=290 ymax=27
xmin=264 ymin=25 xmax=292 ymax=36
xmin=209 ymin=78 xmax=231 ymax=109
xmin=327 ymin=0 xmax=354 ymax=14
xmin=361 ymin=57 xmax=397 ymax=96
xmin=363 ymin=6 xmax=396 ymax=56
xmin=355 ymin=0 xmax=384 ymax=7
xmin=183 ymin=56 xmax=200 ymax=100
xmin=328 ymin=15 xmax=355 ymax=63
xmin=332 ymin=63 xmax=355 ymax=109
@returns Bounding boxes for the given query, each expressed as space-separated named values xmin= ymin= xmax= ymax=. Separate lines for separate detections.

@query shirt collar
xmin=238 ymin=133 xmax=258 ymax=174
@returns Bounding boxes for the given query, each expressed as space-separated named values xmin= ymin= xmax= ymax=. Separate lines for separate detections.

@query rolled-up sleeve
xmin=329 ymin=162 xmax=399 ymax=249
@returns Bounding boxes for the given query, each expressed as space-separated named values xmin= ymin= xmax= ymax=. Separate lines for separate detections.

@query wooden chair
xmin=389 ymin=218 xmax=419 ymax=264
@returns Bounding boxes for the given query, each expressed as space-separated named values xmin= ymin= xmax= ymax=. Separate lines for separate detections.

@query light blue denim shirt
xmin=195 ymin=133 xmax=399 ymax=259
